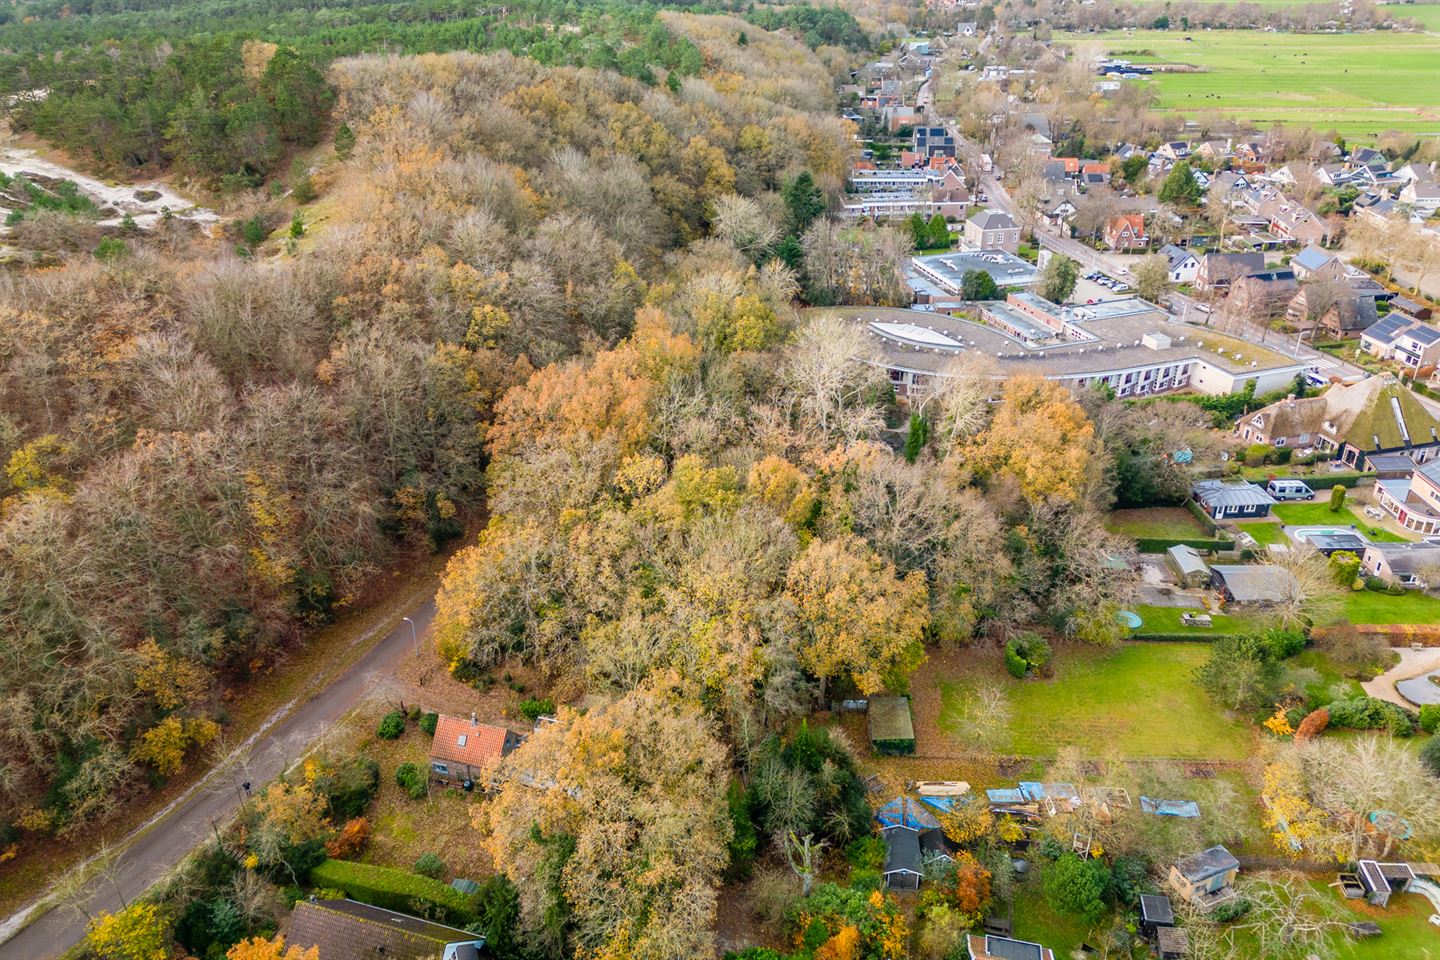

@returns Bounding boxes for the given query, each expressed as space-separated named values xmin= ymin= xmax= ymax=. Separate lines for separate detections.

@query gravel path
xmin=1361 ymin=646 xmax=1440 ymax=708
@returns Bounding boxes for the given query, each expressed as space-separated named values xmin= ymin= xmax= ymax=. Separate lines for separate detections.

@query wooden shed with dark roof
xmin=287 ymin=898 xmax=488 ymax=960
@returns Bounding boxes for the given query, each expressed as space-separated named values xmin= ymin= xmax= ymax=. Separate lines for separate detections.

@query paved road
xmin=0 ymin=600 xmax=436 ymax=960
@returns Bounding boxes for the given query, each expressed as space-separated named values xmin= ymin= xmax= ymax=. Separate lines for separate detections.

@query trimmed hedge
xmin=1184 ymin=498 xmax=1221 ymax=536
xmin=1135 ymin=536 xmax=1233 ymax=554
xmin=309 ymin=859 xmax=478 ymax=925
xmin=1129 ymin=632 xmax=1241 ymax=643
xmin=1291 ymin=474 xmax=1364 ymax=491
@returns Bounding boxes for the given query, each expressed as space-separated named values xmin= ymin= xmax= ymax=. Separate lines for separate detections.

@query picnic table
xmin=1180 ymin=613 xmax=1213 ymax=628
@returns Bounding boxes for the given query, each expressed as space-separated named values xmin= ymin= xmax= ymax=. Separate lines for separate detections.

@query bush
xmin=377 ymin=711 xmax=406 ymax=739
xmin=315 ymin=756 xmax=380 ymax=820
xmin=1294 ymin=708 xmax=1330 ymax=742
xmin=292 ymin=176 xmax=317 ymax=204
xmin=1211 ymin=897 xmax=1253 ymax=923
xmin=1420 ymin=704 xmax=1440 ymax=735
xmin=325 ymin=817 xmax=370 ymax=859
xmin=846 ymin=835 xmax=886 ymax=871
xmin=309 ymin=859 xmax=478 ymax=925
xmin=1328 ymin=485 xmax=1346 ymax=512
xmin=473 ymin=876 xmax=522 ymax=958
xmin=413 ymin=852 xmax=445 ymax=879
xmin=1244 ymin=444 xmax=1272 ymax=467
xmin=395 ymin=762 xmax=428 ymax=799
xmin=1043 ymin=853 xmax=1109 ymax=924
xmin=420 ymin=712 xmax=439 ymax=736
xmin=517 ymin=697 xmax=555 ymax=723
xmin=1421 ymin=736 xmax=1440 ymax=778
xmin=1273 ymin=447 xmax=1292 ymax=465
xmin=174 ymin=897 xmax=248 ymax=958
xmin=1004 ymin=644 xmax=1028 ymax=679
xmin=1327 ymin=697 xmax=1415 ymax=736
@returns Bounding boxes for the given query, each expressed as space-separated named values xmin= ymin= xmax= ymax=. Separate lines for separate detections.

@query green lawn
xmin=1270 ymin=502 xmax=1411 ymax=542
xmin=938 ymin=643 xmax=1255 ymax=759
xmin=1063 ymin=30 xmax=1440 ymax=138
xmin=1131 ymin=603 xmax=1257 ymax=635
xmin=1337 ymin=589 xmax=1440 ymax=625
xmin=1105 ymin=507 xmax=1210 ymax=540
xmin=1234 ymin=520 xmax=1287 ymax=547
xmin=1011 ymin=879 xmax=1096 ymax=955
xmin=1287 ymin=648 xmax=1368 ymax=703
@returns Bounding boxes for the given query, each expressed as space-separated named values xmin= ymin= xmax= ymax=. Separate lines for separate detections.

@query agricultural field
xmin=936 ymin=643 xmax=1256 ymax=759
xmin=1065 ymin=29 xmax=1440 ymax=138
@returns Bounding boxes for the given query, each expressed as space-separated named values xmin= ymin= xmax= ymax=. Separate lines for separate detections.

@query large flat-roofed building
xmin=910 ymin=250 xmax=1040 ymax=300
xmin=822 ymin=296 xmax=1310 ymax=400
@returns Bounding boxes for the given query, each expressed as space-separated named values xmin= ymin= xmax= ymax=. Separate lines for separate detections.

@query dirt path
xmin=1361 ymin=646 xmax=1440 ymax=708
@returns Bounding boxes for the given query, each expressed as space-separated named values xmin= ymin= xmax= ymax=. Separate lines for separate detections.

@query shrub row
xmin=1129 ymin=632 xmax=1241 ymax=643
xmin=309 ymin=859 xmax=477 ymax=925
xmin=1183 ymin=499 xmax=1220 ymax=536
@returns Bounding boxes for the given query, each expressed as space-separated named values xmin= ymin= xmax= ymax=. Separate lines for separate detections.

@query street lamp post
xmin=402 ymin=616 xmax=419 ymax=658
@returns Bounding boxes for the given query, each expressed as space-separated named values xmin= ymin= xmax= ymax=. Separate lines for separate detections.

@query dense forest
xmin=0 ymin=12 xmax=856 ymax=844
xmin=0 ymin=0 xmax=867 ymax=184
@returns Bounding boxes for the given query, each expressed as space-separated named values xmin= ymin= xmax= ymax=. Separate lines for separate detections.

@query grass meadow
xmin=1066 ymin=29 xmax=1440 ymax=138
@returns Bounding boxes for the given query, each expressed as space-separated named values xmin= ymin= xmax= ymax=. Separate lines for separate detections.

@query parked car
xmin=1266 ymin=478 xmax=1316 ymax=501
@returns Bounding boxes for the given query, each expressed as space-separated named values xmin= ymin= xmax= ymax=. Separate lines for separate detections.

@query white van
xmin=1266 ymin=478 xmax=1315 ymax=501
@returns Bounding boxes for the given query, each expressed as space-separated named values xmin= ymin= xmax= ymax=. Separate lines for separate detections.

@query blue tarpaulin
xmin=1140 ymin=796 xmax=1201 ymax=818
xmin=876 ymin=796 xmax=941 ymax=830
xmin=1019 ymin=782 xmax=1080 ymax=804
xmin=986 ymin=788 xmax=1026 ymax=805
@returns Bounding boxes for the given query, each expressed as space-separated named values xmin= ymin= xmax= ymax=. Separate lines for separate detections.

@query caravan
xmin=1265 ymin=478 xmax=1316 ymax=501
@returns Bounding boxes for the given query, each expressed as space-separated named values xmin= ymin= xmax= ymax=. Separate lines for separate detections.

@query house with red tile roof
xmin=1103 ymin=214 xmax=1147 ymax=250
xmin=428 ymin=713 xmax=523 ymax=786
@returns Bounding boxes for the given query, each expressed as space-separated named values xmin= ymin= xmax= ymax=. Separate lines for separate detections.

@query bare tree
xmin=784 ymin=832 xmax=825 ymax=897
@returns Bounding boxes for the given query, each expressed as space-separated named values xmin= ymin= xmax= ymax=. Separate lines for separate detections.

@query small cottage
xmin=1167 ymin=845 xmax=1240 ymax=910
xmin=966 ymin=934 xmax=1056 ymax=960
xmin=869 ymin=696 xmax=916 ymax=755
xmin=881 ymin=824 xmax=923 ymax=890
xmin=428 ymin=714 xmax=523 ymax=786
xmin=288 ymin=899 xmax=488 ymax=960
xmin=1209 ymin=564 xmax=1300 ymax=605
xmin=1191 ymin=479 xmax=1276 ymax=520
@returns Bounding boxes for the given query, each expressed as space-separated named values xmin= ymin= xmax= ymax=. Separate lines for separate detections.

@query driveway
xmin=0 ymin=601 xmax=437 ymax=960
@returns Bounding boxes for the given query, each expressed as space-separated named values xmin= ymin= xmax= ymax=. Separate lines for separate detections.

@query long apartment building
xmin=823 ymin=294 xmax=1311 ymax=401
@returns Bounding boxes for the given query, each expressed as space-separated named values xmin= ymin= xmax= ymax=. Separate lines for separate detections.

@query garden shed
xmin=868 ymin=696 xmax=915 ymax=755
xmin=1166 ymin=544 xmax=1210 ymax=587
xmin=881 ymin=824 xmax=923 ymax=890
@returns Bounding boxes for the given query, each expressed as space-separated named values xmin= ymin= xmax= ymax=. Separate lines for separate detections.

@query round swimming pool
xmin=1116 ymin=609 xmax=1142 ymax=629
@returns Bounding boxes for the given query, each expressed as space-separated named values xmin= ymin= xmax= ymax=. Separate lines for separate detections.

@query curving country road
xmin=0 ymin=600 xmax=436 ymax=960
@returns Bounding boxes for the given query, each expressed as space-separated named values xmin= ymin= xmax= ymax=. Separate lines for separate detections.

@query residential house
xmin=1349 ymin=146 xmax=1387 ymax=171
xmin=929 ymin=168 xmax=972 ymax=218
xmin=913 ymin=125 xmax=956 ymax=159
xmin=1080 ymin=162 xmax=1111 ymax=186
xmin=288 ymin=899 xmax=488 ymax=960
xmin=1226 ymin=272 xmax=1298 ymax=321
xmin=1314 ymin=164 xmax=1357 ymax=188
xmin=1194 ymin=252 xmax=1265 ymax=292
xmin=965 ymin=208 xmax=1021 ymax=252
xmin=1103 ymin=213 xmax=1148 ymax=250
xmin=1210 ymin=564 xmax=1301 ymax=605
xmin=1286 ymin=291 xmax=1378 ymax=337
xmin=881 ymin=824 xmax=923 ymax=890
xmin=1168 ymin=846 xmax=1240 ymax=910
xmin=1238 ymin=376 xmax=1440 ymax=468
xmin=1374 ymin=459 xmax=1440 ymax=536
xmin=956 ymin=21 xmax=978 ymax=36
xmin=1395 ymin=161 xmax=1436 ymax=184
xmin=1041 ymin=197 xmax=1077 ymax=230
xmin=1291 ymin=244 xmax=1345 ymax=282
xmin=1192 ymin=479 xmax=1276 ymax=520
xmin=1234 ymin=141 xmax=1266 ymax=164
xmin=966 ymin=935 xmax=1056 ymax=960
xmin=428 ymin=713 xmax=523 ymax=785
xmin=1194 ymin=139 xmax=1232 ymax=163
xmin=1208 ymin=170 xmax=1251 ymax=197
xmin=1258 ymin=194 xmax=1335 ymax=246
xmin=1159 ymin=243 xmax=1200 ymax=284
xmin=1155 ymin=141 xmax=1191 ymax=162
xmin=1400 ymin=179 xmax=1440 ymax=218
xmin=1361 ymin=313 xmax=1440 ymax=370
xmin=1361 ymin=542 xmax=1440 ymax=588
